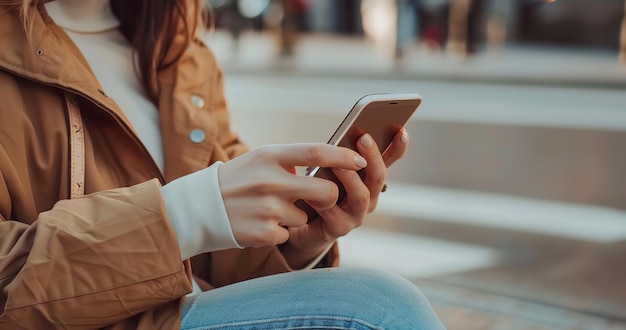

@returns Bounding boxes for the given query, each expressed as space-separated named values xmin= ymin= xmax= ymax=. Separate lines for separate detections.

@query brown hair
xmin=7 ymin=0 xmax=204 ymax=103
xmin=111 ymin=0 xmax=202 ymax=101
xmin=2 ymin=0 xmax=35 ymax=34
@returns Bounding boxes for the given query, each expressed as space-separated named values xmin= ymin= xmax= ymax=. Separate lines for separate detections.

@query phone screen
xmin=295 ymin=93 xmax=421 ymax=221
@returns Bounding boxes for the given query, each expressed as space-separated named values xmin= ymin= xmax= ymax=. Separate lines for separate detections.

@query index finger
xmin=272 ymin=143 xmax=367 ymax=170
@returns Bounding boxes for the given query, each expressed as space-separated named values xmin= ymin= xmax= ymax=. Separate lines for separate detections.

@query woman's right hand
xmin=217 ymin=143 xmax=367 ymax=248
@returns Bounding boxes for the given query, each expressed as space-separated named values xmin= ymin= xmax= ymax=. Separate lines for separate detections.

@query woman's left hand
xmin=283 ymin=129 xmax=410 ymax=268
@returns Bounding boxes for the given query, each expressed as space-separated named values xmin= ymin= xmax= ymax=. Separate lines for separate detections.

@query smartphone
xmin=294 ymin=92 xmax=422 ymax=221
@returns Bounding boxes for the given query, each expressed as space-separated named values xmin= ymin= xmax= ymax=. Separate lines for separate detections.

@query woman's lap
xmin=180 ymin=267 xmax=445 ymax=330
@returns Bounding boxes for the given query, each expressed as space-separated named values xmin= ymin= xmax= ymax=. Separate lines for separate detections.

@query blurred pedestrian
xmin=446 ymin=0 xmax=471 ymax=57
xmin=619 ymin=1 xmax=626 ymax=65
xmin=395 ymin=0 xmax=420 ymax=59
xmin=0 ymin=0 xmax=445 ymax=329
xmin=278 ymin=0 xmax=308 ymax=56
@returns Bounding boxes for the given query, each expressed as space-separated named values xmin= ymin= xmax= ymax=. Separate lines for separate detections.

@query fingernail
xmin=401 ymin=130 xmax=409 ymax=144
xmin=360 ymin=134 xmax=373 ymax=148
xmin=354 ymin=155 xmax=367 ymax=168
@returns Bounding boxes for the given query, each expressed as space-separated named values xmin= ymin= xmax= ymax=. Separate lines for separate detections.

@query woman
xmin=0 ymin=0 xmax=445 ymax=329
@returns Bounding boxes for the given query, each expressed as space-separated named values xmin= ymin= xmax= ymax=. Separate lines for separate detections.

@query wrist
xmin=287 ymin=223 xmax=335 ymax=253
xmin=284 ymin=237 xmax=333 ymax=254
xmin=281 ymin=239 xmax=335 ymax=270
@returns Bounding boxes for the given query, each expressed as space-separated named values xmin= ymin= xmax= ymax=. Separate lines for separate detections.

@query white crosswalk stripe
xmin=376 ymin=182 xmax=626 ymax=243
xmin=339 ymin=228 xmax=499 ymax=278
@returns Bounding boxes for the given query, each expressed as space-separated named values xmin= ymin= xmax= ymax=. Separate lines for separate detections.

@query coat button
xmin=189 ymin=129 xmax=205 ymax=143
xmin=191 ymin=95 xmax=205 ymax=108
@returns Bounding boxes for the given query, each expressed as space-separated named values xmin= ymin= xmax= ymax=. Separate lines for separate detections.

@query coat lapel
xmin=0 ymin=3 xmax=137 ymax=138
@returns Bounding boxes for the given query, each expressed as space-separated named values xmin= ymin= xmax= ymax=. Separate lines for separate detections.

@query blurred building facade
xmin=304 ymin=0 xmax=624 ymax=49
xmin=208 ymin=0 xmax=626 ymax=61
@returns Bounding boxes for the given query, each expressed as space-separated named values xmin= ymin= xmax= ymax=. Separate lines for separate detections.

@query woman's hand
xmin=283 ymin=129 xmax=410 ymax=268
xmin=218 ymin=143 xmax=368 ymax=248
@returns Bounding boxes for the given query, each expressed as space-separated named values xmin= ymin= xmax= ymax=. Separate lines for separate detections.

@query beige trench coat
xmin=0 ymin=3 xmax=339 ymax=329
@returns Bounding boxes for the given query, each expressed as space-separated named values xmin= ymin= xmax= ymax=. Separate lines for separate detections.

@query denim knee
xmin=180 ymin=267 xmax=445 ymax=330
xmin=322 ymin=267 xmax=446 ymax=329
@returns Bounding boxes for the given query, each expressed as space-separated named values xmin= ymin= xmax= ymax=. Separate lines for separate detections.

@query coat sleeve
xmin=0 ymin=174 xmax=193 ymax=329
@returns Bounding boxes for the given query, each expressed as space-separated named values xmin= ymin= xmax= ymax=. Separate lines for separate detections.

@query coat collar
xmin=0 ymin=3 xmax=133 ymax=128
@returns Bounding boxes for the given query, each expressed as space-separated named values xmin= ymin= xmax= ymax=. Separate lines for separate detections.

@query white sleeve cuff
xmin=161 ymin=162 xmax=243 ymax=260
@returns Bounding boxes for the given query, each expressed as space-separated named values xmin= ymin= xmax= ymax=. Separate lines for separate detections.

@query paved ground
xmin=419 ymin=280 xmax=626 ymax=330
xmin=364 ymin=213 xmax=626 ymax=330
xmin=204 ymin=30 xmax=626 ymax=329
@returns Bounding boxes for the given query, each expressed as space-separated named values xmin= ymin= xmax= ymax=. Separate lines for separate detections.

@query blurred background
xmin=202 ymin=0 xmax=626 ymax=329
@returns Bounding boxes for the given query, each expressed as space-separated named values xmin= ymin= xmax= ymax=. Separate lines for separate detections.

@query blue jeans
xmin=180 ymin=267 xmax=446 ymax=329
